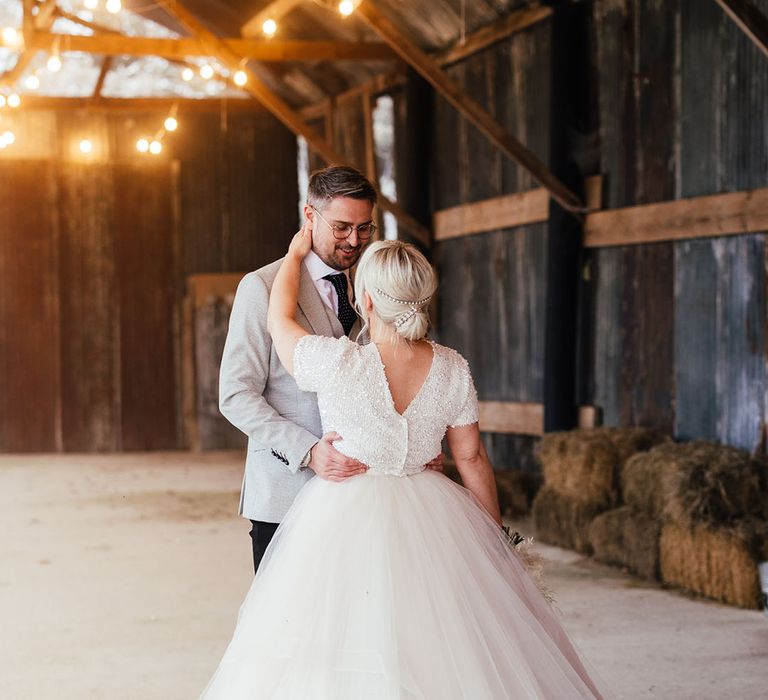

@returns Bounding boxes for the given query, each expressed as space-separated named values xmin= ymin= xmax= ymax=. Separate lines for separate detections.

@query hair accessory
xmin=375 ymin=288 xmax=433 ymax=306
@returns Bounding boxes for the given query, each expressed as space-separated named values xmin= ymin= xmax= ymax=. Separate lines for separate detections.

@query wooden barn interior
xmin=2 ymin=1 xmax=768 ymax=697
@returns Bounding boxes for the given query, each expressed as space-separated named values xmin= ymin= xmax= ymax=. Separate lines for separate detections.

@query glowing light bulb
xmin=84 ymin=0 xmax=98 ymax=9
xmin=1 ymin=27 xmax=22 ymax=48
xmin=1 ymin=130 xmax=15 ymax=146
xmin=24 ymin=74 xmax=40 ymax=90
xmin=199 ymin=64 xmax=214 ymax=80
xmin=79 ymin=139 xmax=93 ymax=154
xmin=233 ymin=69 xmax=247 ymax=87
xmin=339 ymin=1 xmax=355 ymax=17
xmin=149 ymin=140 xmax=162 ymax=154
xmin=47 ymin=54 xmax=62 ymax=72
xmin=7 ymin=93 xmax=20 ymax=108
xmin=136 ymin=138 xmax=149 ymax=153
xmin=163 ymin=116 xmax=178 ymax=132
xmin=105 ymin=0 xmax=121 ymax=14
xmin=181 ymin=67 xmax=194 ymax=81
xmin=262 ymin=18 xmax=277 ymax=37
xmin=0 ymin=95 xmax=5 ymax=107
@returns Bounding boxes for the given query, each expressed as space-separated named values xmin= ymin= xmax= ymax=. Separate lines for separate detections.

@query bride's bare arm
xmin=267 ymin=221 xmax=313 ymax=375
xmin=446 ymin=423 xmax=502 ymax=526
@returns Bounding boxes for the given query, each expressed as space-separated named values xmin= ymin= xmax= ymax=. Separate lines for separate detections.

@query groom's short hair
xmin=307 ymin=166 xmax=378 ymax=210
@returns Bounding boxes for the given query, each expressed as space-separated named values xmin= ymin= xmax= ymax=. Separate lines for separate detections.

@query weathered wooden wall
xmin=0 ymin=108 xmax=298 ymax=452
xmin=588 ymin=0 xmax=768 ymax=453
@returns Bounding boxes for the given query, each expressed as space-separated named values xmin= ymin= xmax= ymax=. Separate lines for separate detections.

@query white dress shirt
xmin=302 ymin=249 xmax=352 ymax=316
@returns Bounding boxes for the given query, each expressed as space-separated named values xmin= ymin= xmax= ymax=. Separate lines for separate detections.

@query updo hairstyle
xmin=353 ymin=240 xmax=437 ymax=342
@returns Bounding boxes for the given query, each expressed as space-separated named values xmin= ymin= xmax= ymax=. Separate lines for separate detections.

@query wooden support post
xmin=91 ymin=56 xmax=113 ymax=100
xmin=164 ymin=1 xmax=431 ymax=247
xmin=356 ymin=1 xmax=584 ymax=214
xmin=713 ymin=0 xmax=768 ymax=59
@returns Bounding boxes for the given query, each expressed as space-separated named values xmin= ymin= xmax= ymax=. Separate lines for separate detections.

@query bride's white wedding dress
xmin=201 ymin=336 xmax=610 ymax=699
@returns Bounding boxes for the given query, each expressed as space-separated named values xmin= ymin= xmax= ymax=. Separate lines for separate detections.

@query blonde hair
xmin=354 ymin=240 xmax=437 ymax=342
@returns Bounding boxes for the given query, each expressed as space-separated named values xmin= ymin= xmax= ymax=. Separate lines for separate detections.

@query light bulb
xmin=181 ymin=67 xmax=194 ymax=81
xmin=0 ymin=95 xmax=5 ymax=107
xmin=84 ymin=0 xmax=98 ymax=9
xmin=1 ymin=130 xmax=15 ymax=146
xmin=7 ymin=93 xmax=20 ymax=108
xmin=149 ymin=140 xmax=162 ymax=154
xmin=163 ymin=116 xmax=178 ymax=132
xmin=200 ymin=64 xmax=214 ymax=80
xmin=105 ymin=0 xmax=121 ymax=13
xmin=339 ymin=1 xmax=355 ymax=17
xmin=79 ymin=139 xmax=93 ymax=154
xmin=24 ymin=74 xmax=40 ymax=90
xmin=136 ymin=138 xmax=149 ymax=153
xmin=1 ymin=27 xmax=22 ymax=48
xmin=47 ymin=54 xmax=62 ymax=72
xmin=233 ymin=69 xmax=247 ymax=87
xmin=262 ymin=18 xmax=277 ymax=37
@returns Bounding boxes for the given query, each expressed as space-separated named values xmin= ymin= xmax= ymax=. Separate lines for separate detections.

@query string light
xmin=0 ymin=131 xmax=15 ymax=148
xmin=1 ymin=27 xmax=22 ymax=48
xmin=149 ymin=140 xmax=162 ymax=154
xmin=0 ymin=95 xmax=5 ymax=107
xmin=181 ymin=66 xmax=194 ymax=81
xmin=7 ymin=93 xmax=20 ymax=108
xmin=136 ymin=138 xmax=149 ymax=152
xmin=47 ymin=54 xmax=62 ymax=72
xmin=233 ymin=69 xmax=247 ymax=87
xmin=262 ymin=18 xmax=277 ymax=37
xmin=339 ymin=1 xmax=355 ymax=16
xmin=24 ymin=74 xmax=40 ymax=90
xmin=164 ymin=116 xmax=178 ymax=131
xmin=105 ymin=0 xmax=121 ymax=14
xmin=79 ymin=139 xmax=93 ymax=154
xmin=84 ymin=0 xmax=99 ymax=9
xmin=199 ymin=64 xmax=214 ymax=80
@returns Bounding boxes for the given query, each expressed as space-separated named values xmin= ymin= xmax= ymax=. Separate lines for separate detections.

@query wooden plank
xmin=113 ymin=163 xmax=177 ymax=450
xmin=91 ymin=57 xmax=113 ymax=99
xmin=436 ymin=6 xmax=553 ymax=66
xmin=713 ymin=0 xmax=768 ymax=59
xmin=57 ymin=162 xmax=118 ymax=451
xmin=241 ymin=0 xmax=303 ymax=38
xmin=479 ymin=401 xmax=544 ymax=436
xmin=166 ymin=1 xmax=431 ymax=247
xmin=584 ymin=187 xmax=768 ymax=247
xmin=16 ymin=96 xmax=263 ymax=113
xmin=434 ymin=188 xmax=549 ymax=240
xmin=357 ymin=1 xmax=582 ymax=214
xmin=23 ymin=32 xmax=396 ymax=61
xmin=0 ymin=161 xmax=61 ymax=452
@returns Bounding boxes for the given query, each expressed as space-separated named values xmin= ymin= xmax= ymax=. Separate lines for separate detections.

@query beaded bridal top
xmin=294 ymin=335 xmax=479 ymax=477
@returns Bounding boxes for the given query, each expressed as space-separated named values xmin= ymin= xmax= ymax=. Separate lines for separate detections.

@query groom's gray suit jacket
xmin=219 ymin=257 xmax=361 ymax=523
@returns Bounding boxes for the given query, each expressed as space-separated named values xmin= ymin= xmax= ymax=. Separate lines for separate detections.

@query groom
xmin=220 ymin=166 xmax=440 ymax=573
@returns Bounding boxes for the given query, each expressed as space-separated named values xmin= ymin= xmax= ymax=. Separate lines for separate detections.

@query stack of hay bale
xmin=532 ymin=427 xmax=664 ymax=554
xmin=596 ymin=441 xmax=768 ymax=609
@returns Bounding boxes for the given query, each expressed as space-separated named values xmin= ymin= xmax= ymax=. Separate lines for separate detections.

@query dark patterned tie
xmin=323 ymin=273 xmax=356 ymax=336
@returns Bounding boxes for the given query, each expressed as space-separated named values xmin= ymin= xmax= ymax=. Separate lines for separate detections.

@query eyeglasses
xmin=312 ymin=206 xmax=376 ymax=241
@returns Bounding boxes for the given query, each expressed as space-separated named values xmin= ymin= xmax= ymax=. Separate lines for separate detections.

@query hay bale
xmin=536 ymin=427 xmax=664 ymax=507
xmin=660 ymin=520 xmax=764 ymax=609
xmin=588 ymin=506 xmax=661 ymax=580
xmin=623 ymin=441 xmax=768 ymax=526
xmin=494 ymin=470 xmax=542 ymax=518
xmin=531 ymin=486 xmax=603 ymax=554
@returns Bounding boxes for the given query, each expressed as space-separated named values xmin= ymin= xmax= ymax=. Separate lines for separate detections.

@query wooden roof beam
xmin=15 ymin=95 xmax=263 ymax=112
xmin=0 ymin=0 xmax=56 ymax=87
xmin=713 ymin=0 xmax=768 ymax=59
xmin=163 ymin=1 xmax=431 ymax=247
xmin=356 ymin=2 xmax=583 ymax=214
xmin=241 ymin=0 xmax=304 ymax=39
xmin=15 ymin=31 xmax=396 ymax=61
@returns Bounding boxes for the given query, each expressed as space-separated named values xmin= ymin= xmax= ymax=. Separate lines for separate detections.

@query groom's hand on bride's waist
xmin=424 ymin=453 xmax=444 ymax=472
xmin=308 ymin=432 xmax=369 ymax=482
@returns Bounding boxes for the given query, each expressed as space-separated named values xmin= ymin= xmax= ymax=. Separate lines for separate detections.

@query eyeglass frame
xmin=311 ymin=205 xmax=377 ymax=241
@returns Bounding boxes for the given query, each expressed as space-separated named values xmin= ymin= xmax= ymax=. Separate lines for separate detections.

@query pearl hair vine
xmin=374 ymin=288 xmax=433 ymax=329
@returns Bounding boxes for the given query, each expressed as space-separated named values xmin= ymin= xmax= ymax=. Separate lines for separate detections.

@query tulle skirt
xmin=200 ymin=470 xmax=610 ymax=699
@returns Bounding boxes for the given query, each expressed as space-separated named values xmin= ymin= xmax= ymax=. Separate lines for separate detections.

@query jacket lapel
xmin=298 ymin=261 xmax=336 ymax=337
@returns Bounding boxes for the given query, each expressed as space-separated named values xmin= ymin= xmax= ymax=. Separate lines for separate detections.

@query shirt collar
xmin=304 ymin=249 xmax=347 ymax=283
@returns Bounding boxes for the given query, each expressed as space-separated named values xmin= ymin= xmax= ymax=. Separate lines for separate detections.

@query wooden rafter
xmin=0 ymin=0 xmax=56 ymax=87
xmin=163 ymin=0 xmax=431 ymax=247
xmin=15 ymin=31 xmax=396 ymax=62
xmin=91 ymin=56 xmax=113 ymax=99
xmin=15 ymin=95 xmax=262 ymax=112
xmin=241 ymin=0 xmax=304 ymax=38
xmin=355 ymin=2 xmax=583 ymax=213
xmin=713 ymin=0 xmax=768 ymax=59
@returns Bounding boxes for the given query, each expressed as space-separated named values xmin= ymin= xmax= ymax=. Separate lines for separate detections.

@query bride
xmin=200 ymin=226 xmax=610 ymax=699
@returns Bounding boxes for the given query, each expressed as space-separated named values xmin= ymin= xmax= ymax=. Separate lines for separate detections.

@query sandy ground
xmin=1 ymin=452 xmax=766 ymax=700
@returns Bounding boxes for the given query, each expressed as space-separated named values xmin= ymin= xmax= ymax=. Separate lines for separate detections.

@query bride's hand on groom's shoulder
xmin=308 ymin=431 xmax=368 ymax=482
xmin=288 ymin=219 xmax=313 ymax=260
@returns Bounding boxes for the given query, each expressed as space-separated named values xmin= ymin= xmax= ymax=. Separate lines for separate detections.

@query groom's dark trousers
xmin=250 ymin=520 xmax=279 ymax=573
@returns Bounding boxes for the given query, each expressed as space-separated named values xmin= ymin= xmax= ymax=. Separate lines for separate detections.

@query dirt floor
xmin=1 ymin=452 xmax=766 ymax=699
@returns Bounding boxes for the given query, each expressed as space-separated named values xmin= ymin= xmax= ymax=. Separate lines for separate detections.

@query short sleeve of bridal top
xmin=292 ymin=334 xmax=479 ymax=477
